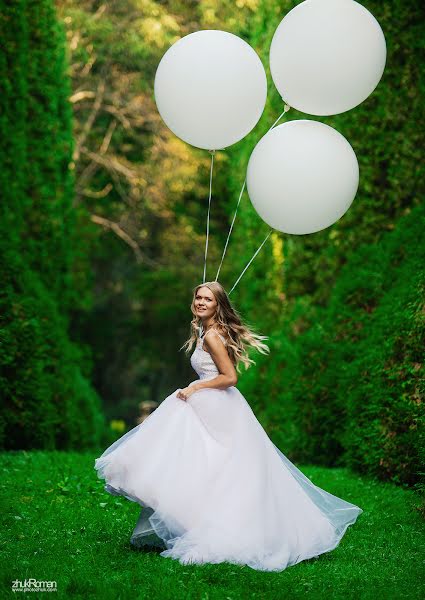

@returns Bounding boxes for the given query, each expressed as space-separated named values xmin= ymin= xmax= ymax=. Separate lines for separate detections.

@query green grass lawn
xmin=0 ymin=450 xmax=424 ymax=599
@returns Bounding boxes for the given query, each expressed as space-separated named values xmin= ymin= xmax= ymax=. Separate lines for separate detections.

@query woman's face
xmin=194 ymin=286 xmax=218 ymax=320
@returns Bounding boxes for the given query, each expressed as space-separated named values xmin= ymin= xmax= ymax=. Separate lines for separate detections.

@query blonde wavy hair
xmin=180 ymin=281 xmax=270 ymax=373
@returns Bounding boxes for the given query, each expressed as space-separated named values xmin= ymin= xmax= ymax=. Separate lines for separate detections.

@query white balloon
xmin=246 ymin=120 xmax=359 ymax=234
xmin=270 ymin=0 xmax=387 ymax=115
xmin=154 ymin=30 xmax=267 ymax=150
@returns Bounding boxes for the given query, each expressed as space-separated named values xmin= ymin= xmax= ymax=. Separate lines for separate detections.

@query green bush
xmin=239 ymin=203 xmax=424 ymax=488
xmin=0 ymin=0 xmax=106 ymax=449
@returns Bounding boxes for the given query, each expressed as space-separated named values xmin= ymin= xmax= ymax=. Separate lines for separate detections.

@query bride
xmin=94 ymin=280 xmax=363 ymax=572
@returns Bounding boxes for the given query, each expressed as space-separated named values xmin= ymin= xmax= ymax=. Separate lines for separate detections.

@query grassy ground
xmin=0 ymin=450 xmax=423 ymax=599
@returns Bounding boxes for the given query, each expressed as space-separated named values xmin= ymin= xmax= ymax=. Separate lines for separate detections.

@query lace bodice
xmin=190 ymin=329 xmax=227 ymax=381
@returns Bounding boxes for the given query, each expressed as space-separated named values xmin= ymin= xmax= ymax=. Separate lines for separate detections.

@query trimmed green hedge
xmin=238 ymin=202 xmax=424 ymax=487
xmin=0 ymin=0 xmax=106 ymax=450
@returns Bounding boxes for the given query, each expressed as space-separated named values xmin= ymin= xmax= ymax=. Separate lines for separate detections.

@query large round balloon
xmin=246 ymin=120 xmax=359 ymax=235
xmin=269 ymin=0 xmax=386 ymax=116
xmin=154 ymin=30 xmax=267 ymax=150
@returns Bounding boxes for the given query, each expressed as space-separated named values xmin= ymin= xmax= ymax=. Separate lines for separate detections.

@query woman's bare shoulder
xmin=214 ymin=326 xmax=230 ymax=345
xmin=203 ymin=326 xmax=225 ymax=342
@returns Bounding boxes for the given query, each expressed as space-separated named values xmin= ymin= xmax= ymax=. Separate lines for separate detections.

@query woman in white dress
xmin=94 ymin=281 xmax=363 ymax=572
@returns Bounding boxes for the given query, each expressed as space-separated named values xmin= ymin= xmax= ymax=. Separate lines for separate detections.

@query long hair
xmin=180 ymin=281 xmax=270 ymax=373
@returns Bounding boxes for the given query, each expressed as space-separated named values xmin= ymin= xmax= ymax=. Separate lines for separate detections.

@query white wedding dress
xmin=94 ymin=329 xmax=363 ymax=571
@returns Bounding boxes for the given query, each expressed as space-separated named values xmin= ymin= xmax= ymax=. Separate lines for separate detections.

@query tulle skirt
xmin=94 ymin=382 xmax=363 ymax=571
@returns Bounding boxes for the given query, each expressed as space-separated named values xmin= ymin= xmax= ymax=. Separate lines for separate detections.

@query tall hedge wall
xmin=0 ymin=0 xmax=105 ymax=450
xmin=239 ymin=203 xmax=424 ymax=488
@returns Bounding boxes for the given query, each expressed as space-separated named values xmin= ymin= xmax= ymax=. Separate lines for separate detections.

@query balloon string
xmin=215 ymin=178 xmax=246 ymax=281
xmin=228 ymin=229 xmax=273 ymax=296
xmin=203 ymin=150 xmax=215 ymax=283
xmin=215 ymin=104 xmax=290 ymax=282
xmin=268 ymin=104 xmax=291 ymax=132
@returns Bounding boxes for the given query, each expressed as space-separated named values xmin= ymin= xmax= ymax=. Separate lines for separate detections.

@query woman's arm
xmin=193 ymin=331 xmax=237 ymax=391
xmin=193 ymin=373 xmax=236 ymax=391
